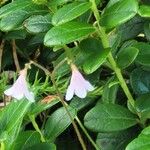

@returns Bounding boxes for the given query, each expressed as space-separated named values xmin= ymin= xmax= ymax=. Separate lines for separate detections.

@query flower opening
xmin=65 ymin=64 xmax=94 ymax=101
xmin=4 ymin=69 xmax=34 ymax=102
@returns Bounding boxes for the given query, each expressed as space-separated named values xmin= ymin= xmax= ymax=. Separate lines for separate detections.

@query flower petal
xmin=85 ymin=81 xmax=94 ymax=91
xmin=24 ymin=90 xmax=35 ymax=102
xmin=65 ymin=84 xmax=74 ymax=101
xmin=4 ymin=87 xmax=24 ymax=100
xmin=74 ymin=86 xmax=87 ymax=99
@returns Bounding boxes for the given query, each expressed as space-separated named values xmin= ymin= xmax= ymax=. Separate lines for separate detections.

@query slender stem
xmin=75 ymin=117 xmax=100 ymax=150
xmin=52 ymin=58 xmax=67 ymax=77
xmin=31 ymin=61 xmax=87 ymax=150
xmin=29 ymin=115 xmax=46 ymax=142
xmin=63 ymin=45 xmax=74 ymax=64
xmin=0 ymin=142 xmax=5 ymax=150
xmin=90 ymin=0 xmax=135 ymax=107
xmin=0 ymin=40 xmax=5 ymax=72
xmin=12 ymin=40 xmax=20 ymax=72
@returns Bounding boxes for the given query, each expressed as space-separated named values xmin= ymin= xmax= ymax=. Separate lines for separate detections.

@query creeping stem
xmin=90 ymin=0 xmax=135 ymax=107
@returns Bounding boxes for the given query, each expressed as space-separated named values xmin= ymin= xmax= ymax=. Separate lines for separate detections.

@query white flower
xmin=65 ymin=64 xmax=94 ymax=101
xmin=4 ymin=69 xmax=34 ymax=102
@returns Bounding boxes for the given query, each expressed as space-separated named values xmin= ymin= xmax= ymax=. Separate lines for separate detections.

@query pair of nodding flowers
xmin=4 ymin=63 xmax=94 ymax=102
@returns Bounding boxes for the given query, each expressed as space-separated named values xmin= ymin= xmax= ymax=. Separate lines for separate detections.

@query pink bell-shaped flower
xmin=65 ymin=64 xmax=94 ymax=101
xmin=4 ymin=69 xmax=34 ymax=102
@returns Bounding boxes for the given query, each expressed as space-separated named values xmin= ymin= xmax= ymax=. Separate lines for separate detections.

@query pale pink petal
xmin=4 ymin=69 xmax=34 ymax=102
xmin=74 ymin=86 xmax=87 ymax=98
xmin=24 ymin=90 xmax=34 ymax=102
xmin=65 ymin=84 xmax=74 ymax=101
xmin=4 ymin=87 xmax=24 ymax=100
xmin=85 ymin=81 xmax=94 ymax=91
xmin=65 ymin=64 xmax=94 ymax=100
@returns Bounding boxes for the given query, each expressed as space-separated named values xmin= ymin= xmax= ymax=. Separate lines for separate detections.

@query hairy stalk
xmin=29 ymin=115 xmax=46 ymax=142
xmin=12 ymin=40 xmax=20 ymax=72
xmin=0 ymin=40 xmax=5 ymax=72
xmin=31 ymin=61 xmax=87 ymax=150
xmin=90 ymin=0 xmax=135 ymax=107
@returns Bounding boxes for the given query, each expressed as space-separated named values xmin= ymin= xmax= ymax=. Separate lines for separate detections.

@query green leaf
xmin=4 ymin=120 xmax=22 ymax=150
xmin=138 ymin=5 xmax=150 ymax=17
xmin=0 ymin=0 xmax=31 ymax=18
xmin=70 ymin=97 xmax=95 ymax=111
xmin=27 ymin=143 xmax=56 ymax=150
xmin=0 ymin=0 xmax=48 ymax=31
xmin=0 ymin=100 xmax=31 ymax=133
xmin=102 ymin=76 xmax=119 ymax=103
xmin=134 ymin=42 xmax=150 ymax=66
xmin=117 ymin=16 xmax=144 ymax=42
xmin=101 ymin=0 xmax=138 ymax=29
xmin=0 ymin=0 xmax=48 ymax=19
xmin=52 ymin=2 xmax=92 ymax=25
xmin=79 ymin=38 xmax=110 ymax=74
xmin=96 ymin=128 xmax=137 ymax=150
xmin=126 ymin=126 xmax=150 ymax=150
xmin=117 ymin=47 xmax=139 ymax=69
xmin=4 ymin=29 xmax=27 ymax=40
xmin=44 ymin=21 xmax=95 ymax=46
xmin=135 ymin=93 xmax=150 ymax=119
xmin=126 ymin=135 xmax=150 ymax=150
xmin=11 ymin=131 xmax=41 ymax=150
xmin=0 ymin=100 xmax=31 ymax=149
xmin=144 ymin=22 xmax=150 ymax=41
xmin=24 ymin=14 xmax=52 ymax=34
xmin=48 ymin=0 xmax=72 ymax=8
xmin=84 ymin=103 xmax=137 ymax=132
xmin=0 ymin=10 xmax=29 ymax=31
xmin=44 ymin=106 xmax=77 ymax=141
xmin=140 ymin=126 xmax=150 ymax=136
xmin=130 ymin=68 xmax=150 ymax=95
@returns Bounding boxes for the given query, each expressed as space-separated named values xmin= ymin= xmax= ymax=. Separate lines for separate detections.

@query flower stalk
xmin=31 ymin=61 xmax=87 ymax=150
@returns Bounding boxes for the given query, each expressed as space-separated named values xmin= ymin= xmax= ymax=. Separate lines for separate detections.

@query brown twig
xmin=0 ymin=40 xmax=5 ymax=72
xmin=12 ymin=40 xmax=20 ymax=72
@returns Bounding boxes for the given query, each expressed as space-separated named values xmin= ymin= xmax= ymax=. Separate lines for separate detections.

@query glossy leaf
xmin=138 ymin=5 xmax=150 ymax=17
xmin=0 ymin=0 xmax=48 ymax=31
xmin=101 ymin=0 xmax=138 ymax=29
xmin=27 ymin=143 xmax=56 ymax=150
xmin=52 ymin=2 xmax=92 ymax=25
xmin=44 ymin=106 xmax=77 ymax=141
xmin=96 ymin=128 xmax=137 ymax=150
xmin=0 ymin=0 xmax=31 ymax=18
xmin=44 ymin=21 xmax=95 ymax=46
xmin=24 ymin=14 xmax=52 ymax=34
xmin=134 ymin=42 xmax=150 ymax=66
xmin=11 ymin=131 xmax=41 ymax=150
xmin=130 ymin=68 xmax=150 ymax=95
xmin=70 ymin=97 xmax=95 ymax=111
xmin=117 ymin=47 xmax=139 ymax=69
xmin=126 ymin=135 xmax=150 ymax=150
xmin=0 ymin=100 xmax=31 ymax=133
xmin=84 ymin=103 xmax=137 ymax=132
xmin=102 ymin=76 xmax=119 ymax=103
xmin=79 ymin=38 xmax=110 ymax=74
xmin=135 ymin=93 xmax=150 ymax=119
